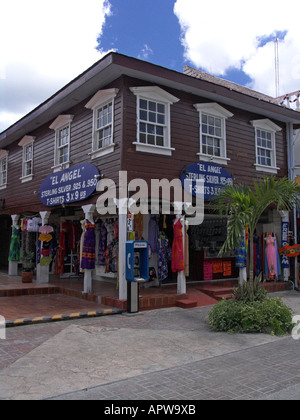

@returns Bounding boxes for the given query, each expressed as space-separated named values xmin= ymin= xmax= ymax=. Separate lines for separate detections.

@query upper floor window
xmin=251 ymin=119 xmax=281 ymax=174
xmin=49 ymin=115 xmax=74 ymax=171
xmin=0 ymin=150 xmax=8 ymax=189
xmin=85 ymin=88 xmax=119 ymax=159
xmin=194 ymin=103 xmax=233 ymax=165
xmin=130 ymin=86 xmax=179 ymax=156
xmin=18 ymin=135 xmax=35 ymax=182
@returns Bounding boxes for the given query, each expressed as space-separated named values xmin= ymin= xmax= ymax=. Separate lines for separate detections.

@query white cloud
xmin=0 ymin=0 xmax=111 ymax=132
xmin=138 ymin=44 xmax=154 ymax=61
xmin=174 ymin=0 xmax=300 ymax=97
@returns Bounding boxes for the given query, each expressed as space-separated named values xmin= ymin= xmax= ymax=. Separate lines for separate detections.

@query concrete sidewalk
xmin=0 ymin=290 xmax=299 ymax=400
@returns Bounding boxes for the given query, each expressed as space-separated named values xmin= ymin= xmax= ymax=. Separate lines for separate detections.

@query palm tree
xmin=213 ymin=176 xmax=300 ymax=294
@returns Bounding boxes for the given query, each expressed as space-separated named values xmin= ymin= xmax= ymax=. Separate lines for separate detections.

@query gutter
xmin=287 ymin=122 xmax=298 ymax=288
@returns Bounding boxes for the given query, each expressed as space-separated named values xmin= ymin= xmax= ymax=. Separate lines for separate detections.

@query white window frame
xmin=130 ymin=86 xmax=179 ymax=156
xmin=18 ymin=135 xmax=35 ymax=182
xmin=251 ymin=119 xmax=281 ymax=174
xmin=194 ymin=103 xmax=233 ymax=165
xmin=85 ymin=88 xmax=119 ymax=159
xmin=49 ymin=115 xmax=74 ymax=172
xmin=0 ymin=150 xmax=8 ymax=189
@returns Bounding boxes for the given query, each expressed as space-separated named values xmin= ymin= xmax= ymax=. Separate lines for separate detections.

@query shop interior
xmin=7 ymin=206 xmax=290 ymax=287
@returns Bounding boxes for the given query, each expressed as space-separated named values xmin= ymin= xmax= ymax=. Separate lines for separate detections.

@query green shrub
xmin=208 ymin=296 xmax=294 ymax=335
xmin=233 ymin=274 xmax=267 ymax=303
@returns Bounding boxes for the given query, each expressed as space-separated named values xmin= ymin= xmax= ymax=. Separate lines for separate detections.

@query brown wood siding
xmin=122 ymin=76 xmax=288 ymax=192
xmin=0 ymin=73 xmax=289 ymax=216
xmin=0 ymin=80 xmax=124 ymax=215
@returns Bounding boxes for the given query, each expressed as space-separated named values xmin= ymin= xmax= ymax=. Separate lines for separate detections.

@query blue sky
xmin=96 ymin=0 xmax=299 ymax=91
xmin=1 ymin=0 xmax=300 ymax=132
xmin=96 ymin=0 xmax=252 ymax=86
xmin=97 ymin=0 xmax=185 ymax=71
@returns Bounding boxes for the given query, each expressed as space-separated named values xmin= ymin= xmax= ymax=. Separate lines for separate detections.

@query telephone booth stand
xmin=126 ymin=240 xmax=149 ymax=313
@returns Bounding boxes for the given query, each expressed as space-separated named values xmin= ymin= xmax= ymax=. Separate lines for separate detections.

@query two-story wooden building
xmin=1 ymin=52 xmax=300 ymax=301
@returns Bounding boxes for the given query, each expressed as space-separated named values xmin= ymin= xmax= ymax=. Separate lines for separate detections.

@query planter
xmin=21 ymin=271 xmax=33 ymax=283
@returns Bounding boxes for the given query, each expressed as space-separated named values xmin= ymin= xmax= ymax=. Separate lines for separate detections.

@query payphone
xmin=126 ymin=240 xmax=149 ymax=313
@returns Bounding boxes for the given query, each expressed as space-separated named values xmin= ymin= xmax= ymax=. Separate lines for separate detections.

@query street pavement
xmin=0 ymin=290 xmax=299 ymax=400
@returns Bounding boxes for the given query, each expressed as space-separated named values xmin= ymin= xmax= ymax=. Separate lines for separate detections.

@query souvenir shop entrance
xmin=6 ymin=204 xmax=290 ymax=303
xmin=131 ymin=211 xmax=237 ymax=287
xmin=8 ymin=208 xmax=120 ymax=286
xmin=141 ymin=207 xmax=290 ymax=286
xmin=48 ymin=209 xmax=119 ymax=283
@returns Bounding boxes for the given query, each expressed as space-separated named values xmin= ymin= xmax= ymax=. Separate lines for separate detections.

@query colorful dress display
xmin=54 ymin=229 xmax=66 ymax=275
xmin=171 ymin=218 xmax=185 ymax=273
xmin=265 ymin=235 xmax=277 ymax=276
xmin=148 ymin=215 xmax=159 ymax=252
xmin=8 ymin=226 xmax=20 ymax=261
xmin=235 ymin=229 xmax=248 ymax=268
xmin=81 ymin=221 xmax=96 ymax=270
xmin=264 ymin=234 xmax=281 ymax=278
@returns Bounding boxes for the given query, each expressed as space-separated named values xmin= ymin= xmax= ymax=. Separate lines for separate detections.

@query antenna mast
xmin=274 ymin=37 xmax=279 ymax=97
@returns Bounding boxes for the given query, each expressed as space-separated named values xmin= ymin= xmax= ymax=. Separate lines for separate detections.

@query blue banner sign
xmin=281 ymin=221 xmax=290 ymax=268
xmin=180 ymin=162 xmax=233 ymax=200
xmin=39 ymin=163 xmax=99 ymax=207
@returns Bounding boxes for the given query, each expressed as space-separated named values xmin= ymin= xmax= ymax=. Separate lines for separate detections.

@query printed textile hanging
xmin=8 ymin=226 xmax=21 ymax=261
xmin=81 ymin=221 xmax=96 ymax=270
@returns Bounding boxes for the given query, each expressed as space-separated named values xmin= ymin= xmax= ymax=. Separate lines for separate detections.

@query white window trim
xmin=85 ymin=88 xmax=118 ymax=159
xmin=0 ymin=150 xmax=8 ymax=189
xmin=18 ymin=135 xmax=35 ymax=182
xmin=251 ymin=119 xmax=281 ymax=174
xmin=194 ymin=103 xmax=233 ymax=166
xmin=49 ymin=115 xmax=74 ymax=172
xmin=130 ymin=86 xmax=179 ymax=156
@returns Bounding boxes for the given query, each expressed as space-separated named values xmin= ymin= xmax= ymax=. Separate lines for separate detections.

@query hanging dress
xmin=105 ymin=221 xmax=114 ymax=245
xmin=253 ymin=234 xmax=262 ymax=276
xmin=171 ymin=218 xmax=185 ymax=273
xmin=8 ymin=226 xmax=21 ymax=261
xmin=265 ymin=235 xmax=278 ymax=278
xmin=235 ymin=229 xmax=248 ymax=268
xmin=79 ymin=219 xmax=86 ymax=273
xmin=81 ymin=221 xmax=96 ymax=270
xmin=148 ymin=215 xmax=159 ymax=253
xmin=158 ymin=235 xmax=172 ymax=281
xmin=54 ymin=229 xmax=66 ymax=275
xmin=184 ymin=221 xmax=189 ymax=277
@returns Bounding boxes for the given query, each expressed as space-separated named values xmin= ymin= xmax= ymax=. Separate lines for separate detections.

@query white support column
xmin=239 ymin=267 xmax=247 ymax=285
xmin=36 ymin=211 xmax=51 ymax=284
xmin=8 ymin=215 xmax=20 ymax=276
xmin=118 ymin=212 xmax=127 ymax=300
xmin=279 ymin=210 xmax=290 ymax=282
xmin=82 ymin=204 xmax=96 ymax=294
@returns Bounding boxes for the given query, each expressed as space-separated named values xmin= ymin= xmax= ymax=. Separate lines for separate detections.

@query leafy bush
xmin=208 ymin=296 xmax=294 ymax=335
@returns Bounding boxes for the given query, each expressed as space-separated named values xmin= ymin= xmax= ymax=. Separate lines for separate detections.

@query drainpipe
xmin=287 ymin=122 xmax=298 ymax=288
